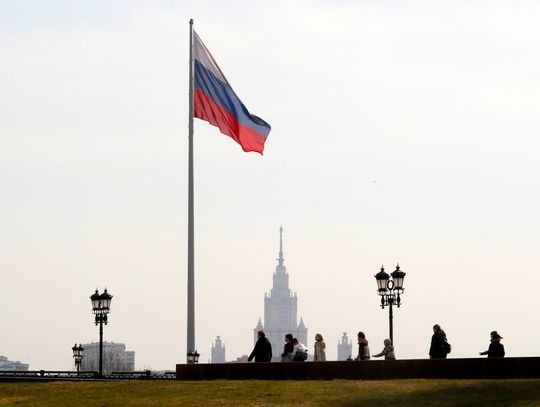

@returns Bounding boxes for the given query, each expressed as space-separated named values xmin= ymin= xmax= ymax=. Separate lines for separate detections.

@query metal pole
xmin=99 ymin=318 xmax=103 ymax=377
xmin=187 ymin=18 xmax=195 ymax=361
xmin=388 ymin=299 xmax=394 ymax=346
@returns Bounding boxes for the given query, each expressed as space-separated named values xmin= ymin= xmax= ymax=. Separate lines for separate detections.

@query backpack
xmin=294 ymin=350 xmax=308 ymax=361
xmin=443 ymin=340 xmax=452 ymax=354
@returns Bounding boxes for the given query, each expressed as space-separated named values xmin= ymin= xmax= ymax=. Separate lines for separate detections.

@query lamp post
xmin=72 ymin=343 xmax=84 ymax=374
xmin=186 ymin=350 xmax=200 ymax=364
xmin=374 ymin=264 xmax=406 ymax=346
xmin=90 ymin=288 xmax=113 ymax=377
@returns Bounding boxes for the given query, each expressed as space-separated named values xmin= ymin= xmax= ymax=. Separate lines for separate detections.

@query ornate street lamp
xmin=187 ymin=350 xmax=200 ymax=364
xmin=375 ymin=264 xmax=406 ymax=346
xmin=72 ymin=343 xmax=84 ymax=374
xmin=90 ymin=288 xmax=113 ymax=377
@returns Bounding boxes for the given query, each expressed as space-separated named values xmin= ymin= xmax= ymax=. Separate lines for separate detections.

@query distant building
xmin=211 ymin=336 xmax=226 ymax=363
xmin=0 ymin=355 xmax=29 ymax=371
xmin=338 ymin=332 xmax=353 ymax=361
xmin=80 ymin=342 xmax=135 ymax=373
xmin=231 ymin=354 xmax=249 ymax=363
xmin=254 ymin=228 xmax=308 ymax=360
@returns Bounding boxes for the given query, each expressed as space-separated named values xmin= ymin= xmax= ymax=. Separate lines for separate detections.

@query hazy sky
xmin=1 ymin=0 xmax=540 ymax=370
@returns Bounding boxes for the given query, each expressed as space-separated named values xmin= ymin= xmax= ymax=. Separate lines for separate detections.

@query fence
xmin=0 ymin=370 xmax=176 ymax=381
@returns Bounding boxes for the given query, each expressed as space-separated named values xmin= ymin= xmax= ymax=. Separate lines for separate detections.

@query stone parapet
xmin=176 ymin=357 xmax=540 ymax=380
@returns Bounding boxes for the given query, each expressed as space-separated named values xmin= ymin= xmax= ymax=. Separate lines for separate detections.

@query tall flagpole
xmin=187 ymin=18 xmax=195 ymax=361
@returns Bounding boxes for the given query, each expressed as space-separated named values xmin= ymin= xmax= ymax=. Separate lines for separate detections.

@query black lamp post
xmin=72 ymin=343 xmax=84 ymax=374
xmin=187 ymin=350 xmax=200 ymax=364
xmin=375 ymin=264 xmax=406 ymax=346
xmin=90 ymin=288 xmax=112 ymax=377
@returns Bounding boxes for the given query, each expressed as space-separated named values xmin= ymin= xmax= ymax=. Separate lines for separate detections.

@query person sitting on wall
xmin=292 ymin=338 xmax=308 ymax=361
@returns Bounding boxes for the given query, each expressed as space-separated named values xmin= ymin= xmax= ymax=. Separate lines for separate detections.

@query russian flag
xmin=193 ymin=31 xmax=271 ymax=154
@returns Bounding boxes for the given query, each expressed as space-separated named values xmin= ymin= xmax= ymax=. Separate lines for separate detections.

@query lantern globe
xmin=100 ymin=289 xmax=113 ymax=311
xmin=374 ymin=266 xmax=390 ymax=292
xmin=90 ymin=290 xmax=101 ymax=311
xmin=391 ymin=264 xmax=406 ymax=290
xmin=187 ymin=351 xmax=194 ymax=363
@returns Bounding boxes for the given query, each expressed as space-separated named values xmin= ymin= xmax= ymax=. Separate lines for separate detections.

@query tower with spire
xmin=254 ymin=227 xmax=308 ymax=359
xmin=211 ymin=336 xmax=226 ymax=363
xmin=337 ymin=332 xmax=353 ymax=361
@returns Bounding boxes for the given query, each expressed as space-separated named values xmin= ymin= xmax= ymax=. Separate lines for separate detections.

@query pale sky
xmin=1 ymin=0 xmax=540 ymax=370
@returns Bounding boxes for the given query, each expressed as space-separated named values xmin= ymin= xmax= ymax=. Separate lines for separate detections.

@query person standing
xmin=355 ymin=332 xmax=370 ymax=361
xmin=248 ymin=330 xmax=272 ymax=362
xmin=281 ymin=333 xmax=294 ymax=362
xmin=313 ymin=333 xmax=326 ymax=362
xmin=479 ymin=332 xmax=505 ymax=358
xmin=429 ymin=324 xmax=450 ymax=359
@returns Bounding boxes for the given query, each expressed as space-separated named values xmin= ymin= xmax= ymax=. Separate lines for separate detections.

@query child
xmin=373 ymin=338 xmax=395 ymax=360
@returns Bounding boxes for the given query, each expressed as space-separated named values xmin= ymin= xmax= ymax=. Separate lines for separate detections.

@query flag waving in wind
xmin=192 ymin=31 xmax=271 ymax=154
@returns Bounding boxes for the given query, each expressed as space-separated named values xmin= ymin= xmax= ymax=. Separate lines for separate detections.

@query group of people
xmin=356 ymin=325 xmax=505 ymax=361
xmin=247 ymin=324 xmax=505 ymax=362
xmin=353 ymin=331 xmax=395 ymax=361
xmin=429 ymin=324 xmax=505 ymax=359
xmin=247 ymin=331 xmax=327 ymax=362
xmin=279 ymin=333 xmax=327 ymax=362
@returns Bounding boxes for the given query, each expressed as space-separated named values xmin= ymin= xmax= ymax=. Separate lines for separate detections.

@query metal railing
xmin=109 ymin=370 xmax=176 ymax=380
xmin=0 ymin=370 xmax=97 ymax=379
xmin=0 ymin=370 xmax=176 ymax=380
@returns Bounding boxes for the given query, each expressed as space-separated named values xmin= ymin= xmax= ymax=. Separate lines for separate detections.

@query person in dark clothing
xmin=281 ymin=333 xmax=294 ymax=362
xmin=355 ymin=331 xmax=370 ymax=361
xmin=248 ymin=330 xmax=272 ymax=362
xmin=429 ymin=324 xmax=450 ymax=359
xmin=480 ymin=332 xmax=505 ymax=358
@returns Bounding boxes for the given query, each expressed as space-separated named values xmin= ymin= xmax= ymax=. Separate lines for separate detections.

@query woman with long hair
xmin=313 ymin=333 xmax=326 ymax=362
xmin=429 ymin=324 xmax=450 ymax=359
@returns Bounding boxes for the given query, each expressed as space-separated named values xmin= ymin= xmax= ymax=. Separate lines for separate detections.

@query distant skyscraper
xmin=338 ymin=332 xmax=353 ymax=361
xmin=211 ymin=336 xmax=226 ymax=363
xmin=254 ymin=228 xmax=308 ymax=359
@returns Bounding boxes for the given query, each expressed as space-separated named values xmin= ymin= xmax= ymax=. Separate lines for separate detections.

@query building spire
xmin=278 ymin=226 xmax=284 ymax=266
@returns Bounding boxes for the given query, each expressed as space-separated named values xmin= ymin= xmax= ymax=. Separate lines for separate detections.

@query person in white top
xmin=292 ymin=338 xmax=308 ymax=361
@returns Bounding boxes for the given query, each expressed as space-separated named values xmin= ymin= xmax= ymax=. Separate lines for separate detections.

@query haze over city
xmin=1 ymin=0 xmax=540 ymax=371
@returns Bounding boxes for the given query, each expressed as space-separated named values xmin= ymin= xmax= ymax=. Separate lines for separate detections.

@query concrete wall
xmin=176 ymin=357 xmax=540 ymax=380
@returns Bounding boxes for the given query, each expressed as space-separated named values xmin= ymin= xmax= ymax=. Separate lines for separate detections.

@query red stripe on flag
xmin=194 ymin=89 xmax=267 ymax=154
